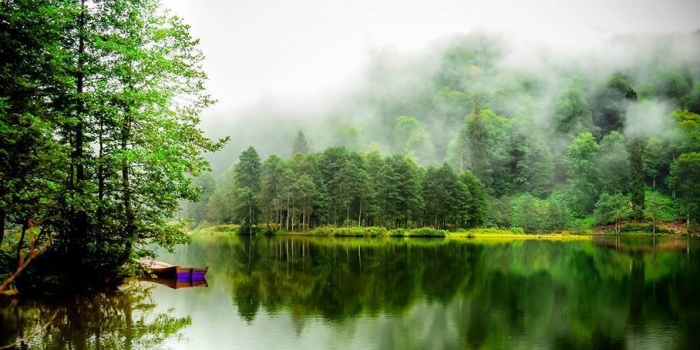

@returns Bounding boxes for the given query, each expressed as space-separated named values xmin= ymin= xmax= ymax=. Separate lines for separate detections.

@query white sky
xmin=164 ymin=0 xmax=700 ymax=111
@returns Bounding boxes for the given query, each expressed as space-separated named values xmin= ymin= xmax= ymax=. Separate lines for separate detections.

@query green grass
xmin=192 ymin=224 xmax=240 ymax=235
xmin=304 ymin=226 xmax=448 ymax=237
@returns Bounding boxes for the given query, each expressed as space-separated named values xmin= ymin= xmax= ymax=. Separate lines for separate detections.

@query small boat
xmin=191 ymin=267 xmax=208 ymax=280
xmin=143 ymin=260 xmax=208 ymax=281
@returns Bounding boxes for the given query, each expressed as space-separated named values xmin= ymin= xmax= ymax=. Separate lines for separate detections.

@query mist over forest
xmin=184 ymin=29 xmax=700 ymax=232
xmin=204 ymin=30 xmax=700 ymax=171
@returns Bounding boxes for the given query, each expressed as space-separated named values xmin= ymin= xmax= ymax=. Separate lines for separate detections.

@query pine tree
xmin=292 ymin=131 xmax=312 ymax=156
xmin=234 ymin=147 xmax=262 ymax=234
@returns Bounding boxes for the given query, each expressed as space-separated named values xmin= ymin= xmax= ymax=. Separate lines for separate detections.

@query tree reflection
xmin=205 ymin=236 xmax=700 ymax=349
xmin=0 ymin=284 xmax=190 ymax=349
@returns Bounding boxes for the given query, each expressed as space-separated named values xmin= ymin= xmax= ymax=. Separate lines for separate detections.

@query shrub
xmin=510 ymin=227 xmax=525 ymax=235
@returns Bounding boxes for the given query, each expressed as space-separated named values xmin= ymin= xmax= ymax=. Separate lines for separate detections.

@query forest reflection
xmin=4 ymin=236 xmax=697 ymax=349
xmin=0 ymin=285 xmax=191 ymax=350
xmin=175 ymin=235 xmax=700 ymax=349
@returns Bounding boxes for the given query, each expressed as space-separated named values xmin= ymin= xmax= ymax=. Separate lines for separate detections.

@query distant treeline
xmin=186 ymin=108 xmax=699 ymax=233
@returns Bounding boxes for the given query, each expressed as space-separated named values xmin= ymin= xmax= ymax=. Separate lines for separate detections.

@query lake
xmin=1 ymin=235 xmax=699 ymax=349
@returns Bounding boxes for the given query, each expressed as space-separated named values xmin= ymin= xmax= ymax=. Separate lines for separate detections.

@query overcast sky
xmin=164 ymin=0 xmax=700 ymax=112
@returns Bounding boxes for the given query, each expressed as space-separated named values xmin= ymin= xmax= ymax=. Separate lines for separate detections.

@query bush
xmin=645 ymin=190 xmax=681 ymax=222
xmin=237 ymin=225 xmax=265 ymax=235
xmin=306 ymin=226 xmax=447 ymax=237
xmin=509 ymin=227 xmax=525 ymax=235
xmin=210 ymin=224 xmax=240 ymax=233
xmin=308 ymin=226 xmax=388 ymax=237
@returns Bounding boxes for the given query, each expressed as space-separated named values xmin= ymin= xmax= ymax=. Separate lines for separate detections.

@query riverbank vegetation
xmin=0 ymin=0 xmax=225 ymax=293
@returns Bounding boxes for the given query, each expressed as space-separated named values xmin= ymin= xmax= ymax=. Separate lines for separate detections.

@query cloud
xmin=624 ymin=100 xmax=674 ymax=139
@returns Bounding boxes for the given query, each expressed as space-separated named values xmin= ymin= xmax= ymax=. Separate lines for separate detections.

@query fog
xmin=164 ymin=0 xmax=700 ymax=172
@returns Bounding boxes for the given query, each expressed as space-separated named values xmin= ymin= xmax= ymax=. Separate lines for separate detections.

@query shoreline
xmin=192 ymin=225 xmax=693 ymax=241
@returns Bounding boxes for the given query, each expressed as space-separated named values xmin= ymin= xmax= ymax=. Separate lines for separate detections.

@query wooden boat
xmin=143 ymin=260 xmax=208 ymax=281
xmin=191 ymin=267 xmax=208 ymax=280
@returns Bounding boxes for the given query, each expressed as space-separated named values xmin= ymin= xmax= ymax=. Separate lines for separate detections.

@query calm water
xmin=1 ymin=235 xmax=700 ymax=349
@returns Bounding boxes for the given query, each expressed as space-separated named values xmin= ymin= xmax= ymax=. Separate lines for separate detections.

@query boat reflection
xmin=140 ymin=277 xmax=208 ymax=289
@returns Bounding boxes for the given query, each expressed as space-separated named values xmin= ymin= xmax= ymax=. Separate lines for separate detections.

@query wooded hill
xmin=189 ymin=32 xmax=700 ymax=233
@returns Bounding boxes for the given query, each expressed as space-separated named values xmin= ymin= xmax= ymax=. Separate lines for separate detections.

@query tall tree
xmin=377 ymin=155 xmax=423 ymax=228
xmin=668 ymin=152 xmax=700 ymax=229
xmin=259 ymin=155 xmax=285 ymax=227
xmin=644 ymin=191 xmax=662 ymax=235
xmin=0 ymin=0 xmax=71 ymax=247
xmin=291 ymin=131 xmax=312 ymax=156
xmin=234 ymin=147 xmax=262 ymax=234
xmin=459 ymin=171 xmax=486 ymax=227
xmin=551 ymin=87 xmax=594 ymax=136
xmin=422 ymin=164 xmax=467 ymax=228
xmin=448 ymin=109 xmax=510 ymax=195
xmin=628 ymin=136 xmax=645 ymax=219
xmin=596 ymin=131 xmax=629 ymax=194
xmin=642 ymin=137 xmax=667 ymax=188
xmin=567 ymin=133 xmax=600 ymax=215
xmin=318 ymin=147 xmax=353 ymax=226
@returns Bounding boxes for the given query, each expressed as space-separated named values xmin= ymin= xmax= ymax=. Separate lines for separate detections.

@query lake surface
xmin=1 ymin=235 xmax=699 ymax=349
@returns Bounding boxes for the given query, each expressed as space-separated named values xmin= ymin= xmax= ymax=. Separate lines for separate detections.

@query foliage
xmin=628 ymin=136 xmax=646 ymax=219
xmin=668 ymin=152 xmax=700 ymax=226
xmin=567 ymin=132 xmax=600 ymax=215
xmin=0 ymin=0 xmax=227 ymax=292
xmin=594 ymin=193 xmax=633 ymax=234
xmin=233 ymin=147 xmax=262 ymax=234
xmin=292 ymin=131 xmax=313 ymax=155
xmin=193 ymin=31 xmax=700 ymax=236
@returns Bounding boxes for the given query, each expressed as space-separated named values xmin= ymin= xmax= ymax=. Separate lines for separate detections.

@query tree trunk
xmin=358 ymin=198 xmax=362 ymax=227
xmin=72 ymin=0 xmax=88 ymax=257
xmin=97 ymin=119 xmax=105 ymax=238
xmin=15 ymin=221 xmax=28 ymax=267
xmin=122 ymin=111 xmax=135 ymax=254
xmin=652 ymin=177 xmax=656 ymax=188
xmin=0 ymin=208 xmax=5 ymax=247
xmin=286 ymin=195 xmax=290 ymax=231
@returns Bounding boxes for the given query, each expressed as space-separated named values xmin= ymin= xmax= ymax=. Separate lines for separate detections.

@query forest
xmin=0 ymin=0 xmax=225 ymax=292
xmin=186 ymin=32 xmax=700 ymax=234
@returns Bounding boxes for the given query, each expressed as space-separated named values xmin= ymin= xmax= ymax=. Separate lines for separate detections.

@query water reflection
xmin=160 ymin=235 xmax=700 ymax=349
xmin=0 ymin=285 xmax=191 ymax=349
xmin=3 ymin=236 xmax=700 ymax=349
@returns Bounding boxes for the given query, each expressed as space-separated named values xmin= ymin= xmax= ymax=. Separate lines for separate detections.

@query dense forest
xmin=187 ymin=32 xmax=700 ymax=233
xmin=0 ymin=0 xmax=224 ymax=291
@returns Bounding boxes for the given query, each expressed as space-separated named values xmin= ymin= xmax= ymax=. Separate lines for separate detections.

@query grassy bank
xmin=447 ymin=229 xmax=593 ymax=241
xmin=192 ymin=224 xmax=596 ymax=240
